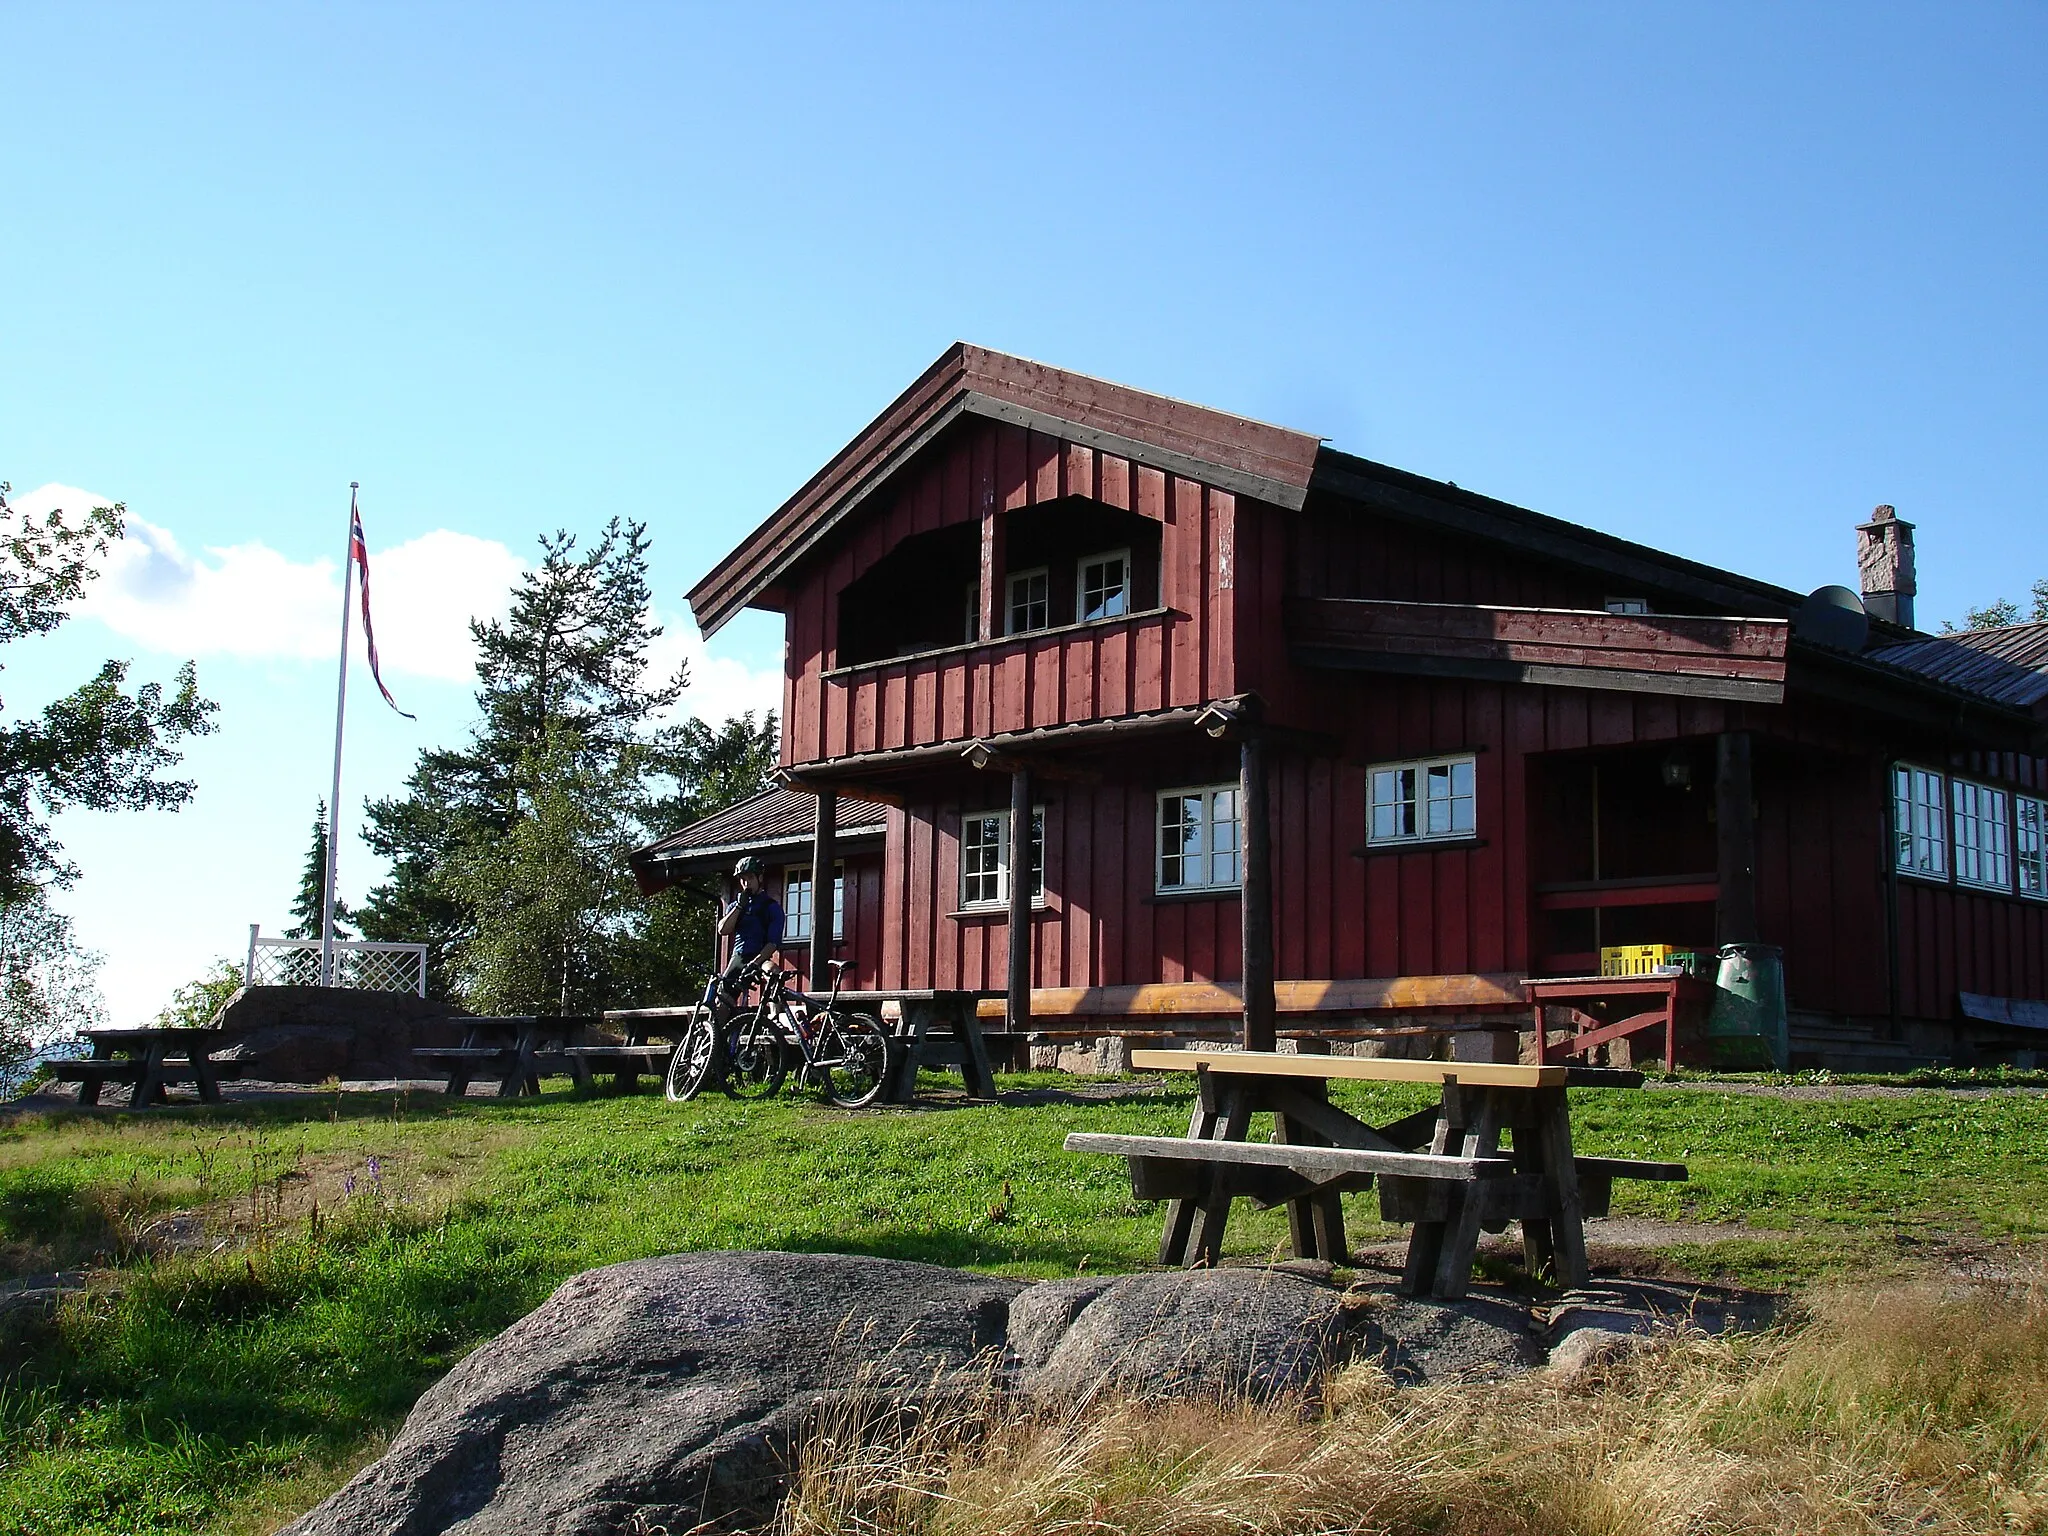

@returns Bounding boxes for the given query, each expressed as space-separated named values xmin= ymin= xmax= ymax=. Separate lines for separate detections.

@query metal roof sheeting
xmin=633 ymin=787 xmax=889 ymax=867
xmin=1867 ymin=622 xmax=2048 ymax=711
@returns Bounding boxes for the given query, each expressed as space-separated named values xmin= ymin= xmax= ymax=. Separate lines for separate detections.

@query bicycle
xmin=665 ymin=960 xmax=896 ymax=1109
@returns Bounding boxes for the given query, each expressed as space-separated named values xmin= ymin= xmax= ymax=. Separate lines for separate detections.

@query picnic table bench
xmin=52 ymin=1028 xmax=249 ymax=1108
xmin=831 ymin=989 xmax=999 ymax=1102
xmin=414 ymin=1016 xmax=595 ymax=1097
xmin=1065 ymin=1048 xmax=1685 ymax=1299
xmin=576 ymin=1009 xmax=701 ymax=1093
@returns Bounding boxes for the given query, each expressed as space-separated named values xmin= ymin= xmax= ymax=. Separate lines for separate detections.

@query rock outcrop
xmin=285 ymin=1252 xmax=1775 ymax=1535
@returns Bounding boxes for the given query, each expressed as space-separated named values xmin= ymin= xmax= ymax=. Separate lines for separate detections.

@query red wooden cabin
xmin=634 ymin=345 xmax=2048 ymax=1069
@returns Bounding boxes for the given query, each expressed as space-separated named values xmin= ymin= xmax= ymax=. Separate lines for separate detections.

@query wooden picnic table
xmin=831 ymin=989 xmax=999 ymax=1102
xmin=1065 ymin=1049 xmax=1684 ymax=1299
xmin=53 ymin=1028 xmax=248 ymax=1108
xmin=1525 ymin=973 xmax=1715 ymax=1072
xmin=572 ymin=1008 xmax=701 ymax=1093
xmin=413 ymin=1016 xmax=592 ymax=1097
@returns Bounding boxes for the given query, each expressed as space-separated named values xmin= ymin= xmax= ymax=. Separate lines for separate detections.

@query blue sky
xmin=4 ymin=3 xmax=2043 ymax=1023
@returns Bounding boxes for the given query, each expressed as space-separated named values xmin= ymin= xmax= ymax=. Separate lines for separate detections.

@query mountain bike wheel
xmin=724 ymin=1010 xmax=787 ymax=1100
xmin=663 ymin=1008 xmax=718 ymax=1103
xmin=815 ymin=1010 xmax=894 ymax=1109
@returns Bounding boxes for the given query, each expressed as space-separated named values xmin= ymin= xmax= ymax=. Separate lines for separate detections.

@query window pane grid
xmin=1369 ymin=756 xmax=1477 ymax=845
xmin=960 ymin=810 xmax=1044 ymax=907
xmin=1952 ymin=779 xmax=2011 ymax=891
xmin=1894 ymin=766 xmax=1947 ymax=877
xmin=2018 ymin=796 xmax=2047 ymax=900
xmin=1006 ymin=569 xmax=1049 ymax=634
xmin=1157 ymin=786 xmax=1241 ymax=892
xmin=1078 ymin=550 xmax=1130 ymax=623
xmin=783 ymin=868 xmax=845 ymax=942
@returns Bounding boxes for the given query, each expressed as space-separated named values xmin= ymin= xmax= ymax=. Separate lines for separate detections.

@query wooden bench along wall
xmin=973 ymin=972 xmax=1524 ymax=1023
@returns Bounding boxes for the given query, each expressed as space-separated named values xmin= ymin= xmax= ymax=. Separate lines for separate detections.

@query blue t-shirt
xmin=729 ymin=892 xmax=785 ymax=959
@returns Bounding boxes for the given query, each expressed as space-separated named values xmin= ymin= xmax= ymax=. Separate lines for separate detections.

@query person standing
xmin=706 ymin=855 xmax=785 ymax=1020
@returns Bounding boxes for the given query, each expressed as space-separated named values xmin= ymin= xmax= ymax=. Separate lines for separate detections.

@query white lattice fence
xmin=244 ymin=926 xmax=428 ymax=996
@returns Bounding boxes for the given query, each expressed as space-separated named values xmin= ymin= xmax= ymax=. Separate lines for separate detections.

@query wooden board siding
xmin=815 ymin=663 xmax=2046 ymax=1027
xmin=1889 ymin=741 xmax=2048 ymax=1022
xmin=780 ymin=416 xmax=1246 ymax=771
xmin=759 ymin=400 xmax=2047 ymax=1032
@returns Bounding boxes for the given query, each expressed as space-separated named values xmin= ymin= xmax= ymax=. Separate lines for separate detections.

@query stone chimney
xmin=1857 ymin=504 xmax=1917 ymax=630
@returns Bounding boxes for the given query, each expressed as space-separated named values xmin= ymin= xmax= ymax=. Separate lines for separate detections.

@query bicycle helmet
xmin=732 ymin=855 xmax=768 ymax=877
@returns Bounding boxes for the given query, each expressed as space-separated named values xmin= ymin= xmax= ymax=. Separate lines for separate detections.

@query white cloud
xmin=648 ymin=609 xmax=784 ymax=729
xmin=14 ymin=483 xmax=521 ymax=682
xmin=15 ymin=483 xmax=779 ymax=723
xmin=368 ymin=530 xmax=526 ymax=681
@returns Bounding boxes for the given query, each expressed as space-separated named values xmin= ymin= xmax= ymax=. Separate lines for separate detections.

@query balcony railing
xmin=243 ymin=925 xmax=429 ymax=997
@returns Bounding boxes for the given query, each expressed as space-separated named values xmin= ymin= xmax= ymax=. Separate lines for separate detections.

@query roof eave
xmin=687 ymin=344 xmax=1323 ymax=637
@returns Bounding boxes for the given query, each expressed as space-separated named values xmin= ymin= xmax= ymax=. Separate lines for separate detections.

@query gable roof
xmin=686 ymin=346 xmax=2040 ymax=745
xmin=687 ymin=343 xmax=1323 ymax=636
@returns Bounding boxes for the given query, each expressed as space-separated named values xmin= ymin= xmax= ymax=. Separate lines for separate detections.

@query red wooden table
xmin=1524 ymin=973 xmax=1714 ymax=1072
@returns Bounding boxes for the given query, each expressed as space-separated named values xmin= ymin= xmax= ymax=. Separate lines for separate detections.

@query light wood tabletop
xmin=1127 ymin=1048 xmax=1644 ymax=1090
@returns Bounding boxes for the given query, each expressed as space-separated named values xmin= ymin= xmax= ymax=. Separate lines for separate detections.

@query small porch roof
xmin=630 ymin=787 xmax=888 ymax=894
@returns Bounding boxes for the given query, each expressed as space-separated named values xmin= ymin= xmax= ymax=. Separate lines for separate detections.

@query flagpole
xmin=320 ymin=483 xmax=358 ymax=989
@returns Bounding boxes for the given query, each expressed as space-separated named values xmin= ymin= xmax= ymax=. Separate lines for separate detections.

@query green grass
xmin=0 ymin=1073 xmax=2044 ymax=1534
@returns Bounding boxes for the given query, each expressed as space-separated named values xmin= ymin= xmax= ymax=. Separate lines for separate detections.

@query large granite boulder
xmin=284 ymin=1251 xmax=1772 ymax=1535
xmin=285 ymin=1253 xmax=1362 ymax=1535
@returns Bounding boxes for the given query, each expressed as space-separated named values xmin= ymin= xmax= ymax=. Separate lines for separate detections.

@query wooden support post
xmin=1008 ymin=766 xmax=1033 ymax=1035
xmin=979 ymin=503 xmax=1002 ymax=642
xmin=1716 ymin=731 xmax=1758 ymax=945
xmin=1240 ymin=729 xmax=1276 ymax=1052
xmin=809 ymin=790 xmax=837 ymax=987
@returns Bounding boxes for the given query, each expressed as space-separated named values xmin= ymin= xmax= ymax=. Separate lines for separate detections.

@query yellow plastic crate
xmin=1601 ymin=944 xmax=1679 ymax=977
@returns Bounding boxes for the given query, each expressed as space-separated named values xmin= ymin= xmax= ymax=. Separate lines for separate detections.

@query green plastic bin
xmin=1706 ymin=942 xmax=1789 ymax=1071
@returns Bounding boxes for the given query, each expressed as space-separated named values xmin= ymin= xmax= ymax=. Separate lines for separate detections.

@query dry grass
xmin=779 ymin=1277 xmax=2048 ymax=1536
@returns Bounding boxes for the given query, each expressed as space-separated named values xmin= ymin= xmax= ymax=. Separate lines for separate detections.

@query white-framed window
xmin=960 ymin=807 xmax=1045 ymax=908
xmin=2017 ymin=795 xmax=2047 ymax=901
xmin=1006 ymin=568 xmax=1049 ymax=634
xmin=783 ymin=865 xmax=846 ymax=942
xmin=1952 ymin=779 xmax=2012 ymax=891
xmin=1369 ymin=755 xmax=1478 ymax=845
xmin=1893 ymin=764 xmax=1947 ymax=878
xmin=1156 ymin=785 xmax=1240 ymax=892
xmin=1605 ymin=597 xmax=1650 ymax=615
xmin=1077 ymin=548 xmax=1131 ymax=623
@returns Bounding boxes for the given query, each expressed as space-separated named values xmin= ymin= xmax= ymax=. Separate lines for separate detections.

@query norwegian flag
xmin=350 ymin=505 xmax=415 ymax=720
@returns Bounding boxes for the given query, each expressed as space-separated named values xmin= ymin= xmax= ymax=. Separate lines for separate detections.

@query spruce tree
xmin=357 ymin=519 xmax=776 ymax=1011
xmin=286 ymin=801 xmax=351 ymax=941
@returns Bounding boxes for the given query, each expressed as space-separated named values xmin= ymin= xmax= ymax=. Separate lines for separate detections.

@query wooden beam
xmin=1007 ymin=765 xmax=1032 ymax=1035
xmin=972 ymin=972 xmax=1528 ymax=1019
xmin=809 ymin=790 xmax=836 ymax=985
xmin=790 ymin=703 xmax=1211 ymax=783
xmin=1289 ymin=597 xmax=1790 ymax=703
xmin=1298 ymin=647 xmax=1787 ymax=704
xmin=959 ymin=741 xmax=1104 ymax=783
xmin=1715 ymin=731 xmax=1759 ymax=944
xmin=1240 ymin=729 xmax=1277 ymax=1053
xmin=1535 ymin=880 xmax=1718 ymax=911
